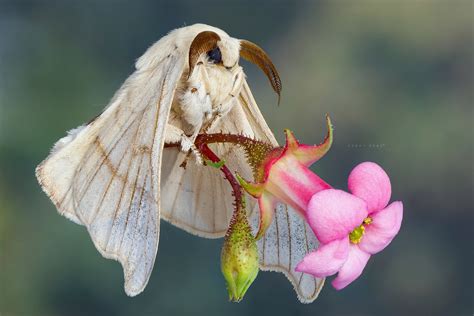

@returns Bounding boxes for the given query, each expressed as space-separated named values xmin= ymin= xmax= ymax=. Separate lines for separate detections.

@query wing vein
xmin=298 ymin=222 xmax=311 ymax=287
xmin=129 ymin=171 xmax=149 ymax=269
xmin=191 ymin=169 xmax=203 ymax=227
xmin=119 ymin=151 xmax=146 ymax=251
xmin=90 ymin=140 xmax=132 ymax=224
xmin=104 ymin=111 xmax=144 ymax=247
xmin=285 ymin=206 xmax=292 ymax=270
xmin=167 ymin=164 xmax=187 ymax=221
xmin=275 ymin=207 xmax=280 ymax=265
xmin=261 ymin=226 xmax=267 ymax=263
xmin=211 ymin=169 xmax=217 ymax=232
xmin=75 ymin=114 xmax=137 ymax=205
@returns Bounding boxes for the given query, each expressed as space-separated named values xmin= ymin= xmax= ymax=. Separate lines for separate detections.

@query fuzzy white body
xmin=177 ymin=64 xmax=243 ymax=136
xmin=172 ymin=34 xmax=243 ymax=140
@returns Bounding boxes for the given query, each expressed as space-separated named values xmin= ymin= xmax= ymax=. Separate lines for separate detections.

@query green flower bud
xmin=221 ymin=207 xmax=259 ymax=302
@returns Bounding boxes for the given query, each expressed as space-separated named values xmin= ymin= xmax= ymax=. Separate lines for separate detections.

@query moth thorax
xmin=174 ymin=64 xmax=243 ymax=135
xmin=206 ymin=66 xmax=236 ymax=106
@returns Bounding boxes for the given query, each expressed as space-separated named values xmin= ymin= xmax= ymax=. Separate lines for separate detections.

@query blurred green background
xmin=1 ymin=1 xmax=472 ymax=315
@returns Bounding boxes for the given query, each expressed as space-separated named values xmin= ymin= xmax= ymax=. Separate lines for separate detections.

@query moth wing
xmin=36 ymin=51 xmax=185 ymax=296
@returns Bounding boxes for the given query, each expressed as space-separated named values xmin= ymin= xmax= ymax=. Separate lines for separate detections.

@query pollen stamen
xmin=349 ymin=216 xmax=372 ymax=244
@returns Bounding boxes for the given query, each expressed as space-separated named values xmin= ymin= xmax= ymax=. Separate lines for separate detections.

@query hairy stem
xmin=198 ymin=143 xmax=244 ymax=212
xmin=196 ymin=133 xmax=275 ymax=182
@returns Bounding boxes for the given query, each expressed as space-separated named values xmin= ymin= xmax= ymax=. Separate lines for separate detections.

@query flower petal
xmin=348 ymin=162 xmax=392 ymax=213
xmin=255 ymin=191 xmax=278 ymax=240
xmin=295 ymin=237 xmax=350 ymax=277
xmin=359 ymin=201 xmax=403 ymax=254
xmin=332 ymin=245 xmax=370 ymax=290
xmin=267 ymin=156 xmax=331 ymax=214
xmin=307 ymin=189 xmax=368 ymax=243
xmin=286 ymin=116 xmax=333 ymax=167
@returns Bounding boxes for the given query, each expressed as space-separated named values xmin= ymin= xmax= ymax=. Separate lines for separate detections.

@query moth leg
xmin=204 ymin=66 xmax=245 ymax=133
xmin=216 ymin=66 xmax=244 ymax=115
xmin=180 ymin=61 xmax=212 ymax=140
xmin=195 ymin=62 xmax=214 ymax=125
xmin=195 ymin=61 xmax=212 ymax=95
xmin=174 ymin=62 xmax=215 ymax=167
xmin=165 ymin=124 xmax=203 ymax=165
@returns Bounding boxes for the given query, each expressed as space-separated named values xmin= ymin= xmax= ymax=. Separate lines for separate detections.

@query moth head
xmin=188 ymin=30 xmax=282 ymax=101
xmin=188 ymin=31 xmax=241 ymax=74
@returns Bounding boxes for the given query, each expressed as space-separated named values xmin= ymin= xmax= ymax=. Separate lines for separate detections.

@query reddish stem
xmin=198 ymin=143 xmax=243 ymax=207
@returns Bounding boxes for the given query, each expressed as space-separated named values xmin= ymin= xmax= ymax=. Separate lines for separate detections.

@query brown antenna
xmin=240 ymin=40 xmax=282 ymax=103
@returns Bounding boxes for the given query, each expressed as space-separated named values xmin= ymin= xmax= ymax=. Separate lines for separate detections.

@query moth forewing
xmin=37 ymin=40 xmax=186 ymax=296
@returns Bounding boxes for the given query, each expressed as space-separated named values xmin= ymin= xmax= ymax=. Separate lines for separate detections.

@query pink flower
xmin=295 ymin=162 xmax=403 ymax=289
xmin=237 ymin=116 xmax=333 ymax=239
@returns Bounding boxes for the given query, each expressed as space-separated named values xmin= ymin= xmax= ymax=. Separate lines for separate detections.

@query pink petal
xmin=285 ymin=116 xmax=333 ymax=167
xmin=255 ymin=192 xmax=278 ymax=240
xmin=295 ymin=237 xmax=350 ymax=277
xmin=359 ymin=201 xmax=403 ymax=254
xmin=332 ymin=245 xmax=370 ymax=290
xmin=267 ymin=156 xmax=331 ymax=214
xmin=307 ymin=190 xmax=368 ymax=243
xmin=348 ymin=162 xmax=392 ymax=214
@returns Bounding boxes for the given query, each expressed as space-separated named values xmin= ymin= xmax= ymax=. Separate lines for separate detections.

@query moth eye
xmin=207 ymin=47 xmax=222 ymax=64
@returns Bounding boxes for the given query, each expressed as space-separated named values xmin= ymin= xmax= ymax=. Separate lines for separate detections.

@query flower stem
xmin=198 ymin=143 xmax=259 ymax=302
xmin=198 ymin=143 xmax=244 ymax=211
xmin=196 ymin=133 xmax=275 ymax=182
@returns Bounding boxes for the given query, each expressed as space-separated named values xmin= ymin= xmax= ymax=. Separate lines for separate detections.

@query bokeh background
xmin=1 ymin=1 xmax=472 ymax=315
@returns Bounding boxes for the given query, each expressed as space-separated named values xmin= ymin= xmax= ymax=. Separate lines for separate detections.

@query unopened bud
xmin=221 ymin=208 xmax=259 ymax=302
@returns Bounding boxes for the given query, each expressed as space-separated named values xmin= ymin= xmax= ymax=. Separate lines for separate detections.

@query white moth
xmin=36 ymin=24 xmax=323 ymax=303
